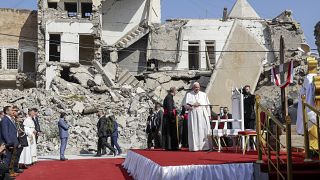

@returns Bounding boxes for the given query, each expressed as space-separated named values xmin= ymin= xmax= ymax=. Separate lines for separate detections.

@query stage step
xmin=260 ymin=162 xmax=320 ymax=180
xmin=268 ymin=170 xmax=320 ymax=180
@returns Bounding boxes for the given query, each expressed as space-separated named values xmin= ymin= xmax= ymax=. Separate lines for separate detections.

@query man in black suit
xmin=95 ymin=110 xmax=116 ymax=157
xmin=32 ymin=108 xmax=41 ymax=144
xmin=11 ymin=106 xmax=24 ymax=174
xmin=243 ymin=85 xmax=256 ymax=129
xmin=0 ymin=106 xmax=20 ymax=178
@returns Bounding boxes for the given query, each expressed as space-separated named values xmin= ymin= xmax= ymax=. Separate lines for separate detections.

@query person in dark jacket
xmin=180 ymin=106 xmax=188 ymax=148
xmin=162 ymin=87 xmax=179 ymax=150
xmin=0 ymin=106 xmax=19 ymax=166
xmin=58 ymin=112 xmax=70 ymax=161
xmin=10 ymin=106 xmax=25 ymax=174
xmin=108 ymin=115 xmax=122 ymax=155
xmin=146 ymin=103 xmax=162 ymax=149
xmin=95 ymin=110 xmax=116 ymax=157
xmin=31 ymin=108 xmax=41 ymax=144
xmin=243 ymin=85 xmax=256 ymax=129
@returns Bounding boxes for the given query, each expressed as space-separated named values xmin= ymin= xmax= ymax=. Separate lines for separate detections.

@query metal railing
xmin=255 ymin=95 xmax=293 ymax=180
xmin=301 ymin=95 xmax=320 ymax=161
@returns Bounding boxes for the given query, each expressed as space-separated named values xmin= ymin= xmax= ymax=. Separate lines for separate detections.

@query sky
xmin=0 ymin=0 xmax=319 ymax=49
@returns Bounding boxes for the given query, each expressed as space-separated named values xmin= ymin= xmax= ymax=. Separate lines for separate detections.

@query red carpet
xmin=132 ymin=149 xmax=305 ymax=166
xmin=16 ymin=158 xmax=132 ymax=180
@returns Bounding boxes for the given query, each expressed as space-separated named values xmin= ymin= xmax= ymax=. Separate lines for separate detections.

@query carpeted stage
xmin=122 ymin=149 xmax=307 ymax=180
xmin=15 ymin=149 xmax=316 ymax=180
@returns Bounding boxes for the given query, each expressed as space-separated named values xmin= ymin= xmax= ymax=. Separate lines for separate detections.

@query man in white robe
xmin=296 ymin=73 xmax=316 ymax=135
xmin=19 ymin=109 xmax=37 ymax=165
xmin=183 ymin=82 xmax=211 ymax=151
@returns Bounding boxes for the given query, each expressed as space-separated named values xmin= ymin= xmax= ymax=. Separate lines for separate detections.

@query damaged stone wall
xmin=37 ymin=0 xmax=102 ymax=88
xmin=255 ymin=11 xmax=307 ymax=111
xmin=0 ymin=8 xmax=38 ymax=89
xmin=118 ymin=36 xmax=148 ymax=75
xmin=148 ymin=20 xmax=187 ymax=63
xmin=267 ymin=10 xmax=305 ymax=64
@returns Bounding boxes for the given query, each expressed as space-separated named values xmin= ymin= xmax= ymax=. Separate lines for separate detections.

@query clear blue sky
xmin=0 ymin=0 xmax=319 ymax=49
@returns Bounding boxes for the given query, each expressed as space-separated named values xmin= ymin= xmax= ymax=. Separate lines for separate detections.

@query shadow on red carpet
xmin=16 ymin=158 xmax=132 ymax=180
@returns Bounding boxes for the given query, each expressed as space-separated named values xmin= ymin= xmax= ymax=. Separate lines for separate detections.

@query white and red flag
xmin=271 ymin=60 xmax=294 ymax=89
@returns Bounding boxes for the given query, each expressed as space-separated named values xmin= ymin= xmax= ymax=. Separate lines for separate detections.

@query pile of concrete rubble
xmin=0 ymin=62 xmax=209 ymax=156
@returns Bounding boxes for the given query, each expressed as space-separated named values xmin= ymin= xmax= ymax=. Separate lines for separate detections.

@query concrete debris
xmin=92 ymin=60 xmax=116 ymax=87
xmin=103 ymin=62 xmax=117 ymax=81
xmin=161 ymin=80 xmax=185 ymax=91
xmin=70 ymin=66 xmax=94 ymax=88
xmin=72 ymin=102 xmax=85 ymax=114
xmin=93 ymin=74 xmax=104 ymax=86
xmin=0 ymin=75 xmax=154 ymax=155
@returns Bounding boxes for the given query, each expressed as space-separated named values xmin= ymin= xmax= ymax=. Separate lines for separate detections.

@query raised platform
xmin=122 ymin=149 xmax=318 ymax=180
xmin=123 ymin=149 xmax=259 ymax=180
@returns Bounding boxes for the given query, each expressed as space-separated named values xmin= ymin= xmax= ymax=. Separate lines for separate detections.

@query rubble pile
xmin=144 ymin=71 xmax=211 ymax=106
xmin=0 ymin=71 xmax=154 ymax=155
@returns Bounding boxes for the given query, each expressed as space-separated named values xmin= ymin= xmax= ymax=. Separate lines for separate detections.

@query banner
xmin=271 ymin=60 xmax=294 ymax=89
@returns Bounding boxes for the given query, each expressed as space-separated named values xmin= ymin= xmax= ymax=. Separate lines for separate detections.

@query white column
xmin=3 ymin=48 xmax=7 ymax=70
xmin=200 ymin=40 xmax=207 ymax=70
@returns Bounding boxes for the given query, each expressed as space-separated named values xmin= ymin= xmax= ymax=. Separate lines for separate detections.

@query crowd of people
xmin=0 ymin=82 xmax=257 ymax=178
xmin=146 ymin=82 xmax=258 ymax=152
xmin=0 ymin=106 xmax=41 ymax=179
xmin=0 ymin=106 xmax=123 ymax=179
xmin=95 ymin=110 xmax=122 ymax=157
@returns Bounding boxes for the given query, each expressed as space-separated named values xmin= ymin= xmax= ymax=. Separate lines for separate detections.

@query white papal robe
xmin=184 ymin=91 xmax=211 ymax=151
xmin=296 ymin=74 xmax=316 ymax=135
xmin=19 ymin=117 xmax=37 ymax=165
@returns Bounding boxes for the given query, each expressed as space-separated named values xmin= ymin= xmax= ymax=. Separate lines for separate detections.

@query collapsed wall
xmin=0 ymin=69 xmax=154 ymax=155
xmin=255 ymin=10 xmax=306 ymax=109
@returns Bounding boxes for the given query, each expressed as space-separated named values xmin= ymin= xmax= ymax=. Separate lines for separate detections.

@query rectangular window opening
xmin=188 ymin=41 xmax=200 ymax=70
xmin=7 ymin=49 xmax=18 ymax=70
xmin=48 ymin=2 xmax=58 ymax=9
xmin=81 ymin=3 xmax=93 ymax=18
xmin=206 ymin=41 xmax=216 ymax=65
xmin=79 ymin=35 xmax=95 ymax=65
xmin=49 ymin=34 xmax=61 ymax=62
xmin=65 ymin=2 xmax=78 ymax=17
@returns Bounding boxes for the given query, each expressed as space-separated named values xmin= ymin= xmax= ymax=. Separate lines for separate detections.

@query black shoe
xmin=94 ymin=154 xmax=102 ymax=157
xmin=112 ymin=150 xmax=116 ymax=157
xmin=15 ymin=169 xmax=24 ymax=173
xmin=60 ymin=158 xmax=68 ymax=161
xmin=108 ymin=152 xmax=113 ymax=155
xmin=117 ymin=150 xmax=122 ymax=155
xmin=19 ymin=164 xmax=29 ymax=169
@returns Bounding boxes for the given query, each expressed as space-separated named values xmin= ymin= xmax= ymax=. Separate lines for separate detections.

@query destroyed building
xmin=0 ymin=0 xmax=311 ymax=155
xmin=108 ymin=0 xmax=307 ymax=111
xmin=0 ymin=8 xmax=37 ymax=89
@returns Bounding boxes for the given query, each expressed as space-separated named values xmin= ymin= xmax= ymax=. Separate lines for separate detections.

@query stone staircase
xmin=117 ymin=68 xmax=139 ymax=87
xmin=280 ymin=125 xmax=305 ymax=150
xmin=114 ymin=24 xmax=149 ymax=50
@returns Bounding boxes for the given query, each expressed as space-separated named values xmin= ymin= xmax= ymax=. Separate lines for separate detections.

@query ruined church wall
xmin=101 ymin=0 xmax=160 ymax=46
